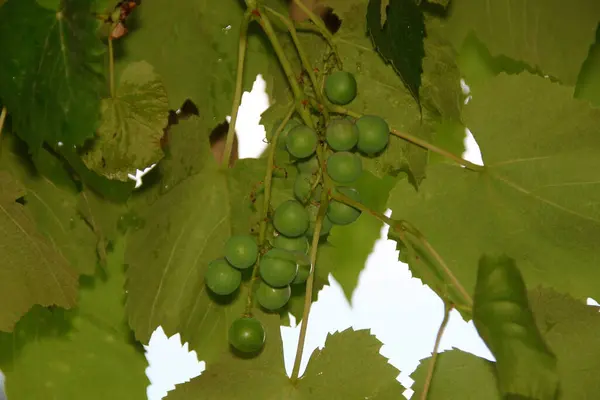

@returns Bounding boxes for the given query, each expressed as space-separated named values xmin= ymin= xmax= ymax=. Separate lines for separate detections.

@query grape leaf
xmin=0 ymin=238 xmax=149 ymax=400
xmin=367 ymin=0 xmax=426 ymax=106
xmin=411 ymin=289 xmax=600 ymax=399
xmin=165 ymin=317 xmax=405 ymax=399
xmin=410 ymin=349 xmax=501 ymax=400
xmin=0 ymin=171 xmax=78 ymax=332
xmin=124 ymin=117 xmax=292 ymax=362
xmin=575 ymin=26 xmax=600 ymax=106
xmin=317 ymin=172 xmax=396 ymax=300
xmin=81 ymin=61 xmax=169 ymax=181
xmin=438 ymin=0 xmax=600 ymax=85
xmin=0 ymin=0 xmax=106 ymax=150
xmin=1 ymin=137 xmax=98 ymax=276
xmin=473 ymin=254 xmax=557 ymax=399
xmin=388 ymin=72 xmax=600 ymax=306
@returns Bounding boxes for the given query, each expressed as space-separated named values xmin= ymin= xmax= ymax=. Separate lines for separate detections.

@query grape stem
xmin=0 ymin=107 xmax=6 ymax=140
xmin=108 ymin=38 xmax=115 ymax=98
xmin=244 ymin=104 xmax=296 ymax=315
xmin=223 ymin=11 xmax=253 ymax=168
xmin=421 ymin=303 xmax=452 ymax=400
xmin=291 ymin=0 xmax=342 ymax=68
xmin=258 ymin=10 xmax=315 ymax=130
xmin=325 ymin=103 xmax=484 ymax=172
xmin=291 ymin=184 xmax=329 ymax=383
xmin=264 ymin=6 xmax=330 ymax=120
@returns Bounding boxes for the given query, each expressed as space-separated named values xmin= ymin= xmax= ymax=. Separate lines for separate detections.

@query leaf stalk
xmin=421 ymin=303 xmax=452 ymax=400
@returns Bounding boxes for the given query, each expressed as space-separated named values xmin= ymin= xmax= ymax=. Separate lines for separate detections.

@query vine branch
xmin=108 ymin=38 xmax=115 ymax=98
xmin=421 ymin=303 xmax=452 ymax=400
xmin=223 ymin=11 xmax=252 ymax=168
xmin=326 ymin=104 xmax=484 ymax=172
xmin=244 ymin=105 xmax=296 ymax=315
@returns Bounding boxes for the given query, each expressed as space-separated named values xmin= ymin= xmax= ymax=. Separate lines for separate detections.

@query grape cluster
xmin=204 ymin=70 xmax=392 ymax=356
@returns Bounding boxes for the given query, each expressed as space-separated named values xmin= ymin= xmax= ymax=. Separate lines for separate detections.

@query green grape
xmin=273 ymin=235 xmax=309 ymax=254
xmin=224 ymin=235 xmax=258 ymax=269
xmin=267 ymin=118 xmax=301 ymax=149
xmin=204 ymin=258 xmax=242 ymax=295
xmin=326 ymin=118 xmax=359 ymax=151
xmin=260 ymin=249 xmax=299 ymax=287
xmin=305 ymin=203 xmax=333 ymax=237
xmin=286 ymin=125 xmax=318 ymax=159
xmin=294 ymin=173 xmax=322 ymax=202
xmin=356 ymin=115 xmax=389 ymax=155
xmin=326 ymin=151 xmax=362 ymax=183
xmin=293 ymin=263 xmax=311 ymax=284
xmin=256 ymin=282 xmax=291 ymax=310
xmin=296 ymin=155 xmax=320 ymax=174
xmin=324 ymin=71 xmax=357 ymax=105
xmin=328 ymin=186 xmax=361 ymax=225
xmin=273 ymin=200 xmax=309 ymax=237
xmin=228 ymin=317 xmax=265 ymax=353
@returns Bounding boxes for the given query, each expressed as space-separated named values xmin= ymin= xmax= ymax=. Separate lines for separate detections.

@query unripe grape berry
xmin=286 ymin=125 xmax=318 ymax=159
xmin=273 ymin=235 xmax=309 ymax=254
xmin=257 ymin=282 xmax=291 ymax=310
xmin=260 ymin=249 xmax=299 ymax=287
xmin=356 ymin=115 xmax=389 ymax=155
xmin=268 ymin=118 xmax=301 ymax=149
xmin=205 ymin=258 xmax=242 ymax=295
xmin=327 ymin=151 xmax=362 ymax=183
xmin=224 ymin=235 xmax=258 ymax=269
xmin=325 ymin=71 xmax=357 ymax=105
xmin=294 ymin=173 xmax=322 ymax=203
xmin=296 ymin=155 xmax=320 ymax=174
xmin=273 ymin=200 xmax=309 ymax=237
xmin=326 ymin=118 xmax=358 ymax=151
xmin=228 ymin=317 xmax=265 ymax=353
xmin=328 ymin=186 xmax=362 ymax=225
xmin=293 ymin=263 xmax=311 ymax=284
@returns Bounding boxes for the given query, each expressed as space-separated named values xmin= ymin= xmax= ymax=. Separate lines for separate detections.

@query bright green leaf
xmin=0 ymin=238 xmax=149 ymax=400
xmin=0 ymin=0 xmax=106 ymax=150
xmin=165 ymin=317 xmax=405 ymax=399
xmin=474 ymin=254 xmax=558 ymax=399
xmin=81 ymin=61 xmax=169 ymax=181
xmin=367 ymin=0 xmax=426 ymax=106
xmin=412 ymin=289 xmax=600 ymax=399
xmin=438 ymin=0 xmax=600 ymax=85
xmin=317 ymin=172 xmax=396 ymax=300
xmin=0 ymin=171 xmax=78 ymax=332
xmin=388 ymin=72 xmax=600 ymax=307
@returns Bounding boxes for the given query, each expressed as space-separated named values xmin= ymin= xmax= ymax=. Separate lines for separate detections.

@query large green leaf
xmin=474 ymin=254 xmax=557 ymax=399
xmin=367 ymin=0 xmax=426 ymax=106
xmin=317 ymin=172 xmax=396 ymax=300
xmin=575 ymin=25 xmax=600 ymax=106
xmin=0 ymin=0 xmax=106 ymax=150
xmin=388 ymin=72 xmax=600 ymax=305
xmin=81 ymin=61 xmax=169 ymax=181
xmin=0 ymin=238 xmax=149 ymax=400
xmin=0 ymin=171 xmax=78 ymax=332
xmin=411 ymin=289 xmax=600 ymax=399
xmin=165 ymin=314 xmax=405 ymax=399
xmin=437 ymin=0 xmax=600 ymax=85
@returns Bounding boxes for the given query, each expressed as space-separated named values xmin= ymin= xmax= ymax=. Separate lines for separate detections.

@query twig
xmin=327 ymin=104 xmax=484 ymax=172
xmin=223 ymin=11 xmax=252 ymax=168
xmin=108 ymin=38 xmax=115 ymax=98
xmin=421 ymin=303 xmax=452 ymax=400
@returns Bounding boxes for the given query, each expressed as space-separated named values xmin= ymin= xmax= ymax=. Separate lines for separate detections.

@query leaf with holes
xmin=388 ymin=72 xmax=600 ymax=312
xmin=81 ymin=61 xmax=169 ymax=182
xmin=0 ymin=0 xmax=106 ymax=150
xmin=0 ymin=238 xmax=149 ymax=400
xmin=0 ymin=171 xmax=78 ymax=332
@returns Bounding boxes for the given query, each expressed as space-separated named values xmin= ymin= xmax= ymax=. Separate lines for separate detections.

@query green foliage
xmin=367 ymin=0 xmax=425 ymax=105
xmin=0 ymin=238 xmax=149 ymax=400
xmin=81 ymin=61 xmax=169 ymax=181
xmin=0 ymin=0 xmax=105 ymax=150
xmin=412 ymin=289 xmax=600 ymax=399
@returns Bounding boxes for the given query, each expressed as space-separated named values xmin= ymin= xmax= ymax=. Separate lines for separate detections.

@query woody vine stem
xmin=227 ymin=2 xmax=477 ymax=391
